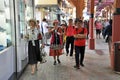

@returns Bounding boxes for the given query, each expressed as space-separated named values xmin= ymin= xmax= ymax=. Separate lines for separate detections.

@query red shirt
xmin=74 ymin=27 xmax=87 ymax=46
xmin=66 ymin=26 xmax=75 ymax=36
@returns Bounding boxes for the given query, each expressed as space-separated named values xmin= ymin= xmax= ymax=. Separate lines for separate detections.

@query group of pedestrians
xmin=49 ymin=18 xmax=87 ymax=69
xmin=25 ymin=18 xmax=88 ymax=74
xmin=94 ymin=19 xmax=113 ymax=56
xmin=94 ymin=19 xmax=112 ymax=42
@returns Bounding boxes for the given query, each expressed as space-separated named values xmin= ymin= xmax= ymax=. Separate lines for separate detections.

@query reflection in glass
xmin=0 ymin=0 xmax=12 ymax=51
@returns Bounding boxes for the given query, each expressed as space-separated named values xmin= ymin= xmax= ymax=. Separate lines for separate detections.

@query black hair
xmin=75 ymin=18 xmax=83 ymax=24
xmin=68 ymin=19 xmax=73 ymax=22
xmin=42 ymin=18 xmax=46 ymax=21
xmin=37 ymin=20 xmax=39 ymax=23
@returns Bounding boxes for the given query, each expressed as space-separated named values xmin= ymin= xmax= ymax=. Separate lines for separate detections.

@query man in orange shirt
xmin=73 ymin=19 xmax=87 ymax=69
xmin=65 ymin=19 xmax=75 ymax=56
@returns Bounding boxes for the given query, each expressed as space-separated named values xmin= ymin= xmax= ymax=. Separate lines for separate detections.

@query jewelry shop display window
xmin=0 ymin=0 xmax=12 ymax=51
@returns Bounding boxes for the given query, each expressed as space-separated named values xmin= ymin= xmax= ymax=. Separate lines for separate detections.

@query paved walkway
xmin=19 ymin=39 xmax=120 ymax=80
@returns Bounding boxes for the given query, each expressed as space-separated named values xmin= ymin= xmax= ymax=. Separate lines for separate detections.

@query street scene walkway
xmin=19 ymin=39 xmax=120 ymax=80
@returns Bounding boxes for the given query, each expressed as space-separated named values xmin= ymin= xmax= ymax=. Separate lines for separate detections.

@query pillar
xmin=111 ymin=0 xmax=120 ymax=69
xmin=88 ymin=0 xmax=95 ymax=49
xmin=70 ymin=0 xmax=85 ymax=18
xmin=76 ymin=0 xmax=84 ymax=18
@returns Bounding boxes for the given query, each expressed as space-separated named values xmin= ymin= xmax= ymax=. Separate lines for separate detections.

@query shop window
xmin=0 ymin=0 xmax=12 ymax=51
xmin=19 ymin=0 xmax=34 ymax=38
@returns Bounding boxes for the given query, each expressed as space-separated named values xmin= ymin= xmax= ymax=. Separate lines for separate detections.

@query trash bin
xmin=114 ymin=41 xmax=120 ymax=72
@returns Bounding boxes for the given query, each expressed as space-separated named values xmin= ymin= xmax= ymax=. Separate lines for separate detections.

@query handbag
xmin=45 ymin=32 xmax=51 ymax=39
xmin=38 ymin=33 xmax=42 ymax=40
xmin=40 ymin=47 xmax=47 ymax=63
xmin=40 ymin=47 xmax=47 ymax=57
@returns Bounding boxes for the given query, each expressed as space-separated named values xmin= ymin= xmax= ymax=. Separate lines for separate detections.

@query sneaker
xmin=53 ymin=61 xmax=56 ymax=65
xmin=70 ymin=54 xmax=73 ymax=57
xmin=70 ymin=55 xmax=73 ymax=57
xmin=74 ymin=65 xmax=80 ymax=69
xmin=66 ymin=53 xmax=68 ymax=56
xmin=80 ymin=63 xmax=84 ymax=67
xmin=57 ymin=59 xmax=61 ymax=64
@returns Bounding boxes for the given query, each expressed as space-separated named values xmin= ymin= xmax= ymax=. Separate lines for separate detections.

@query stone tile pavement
xmin=19 ymin=39 xmax=120 ymax=80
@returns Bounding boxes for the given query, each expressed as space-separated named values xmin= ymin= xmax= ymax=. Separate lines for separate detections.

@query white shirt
xmin=104 ymin=21 xmax=109 ymax=28
xmin=26 ymin=27 xmax=39 ymax=40
xmin=41 ymin=21 xmax=48 ymax=34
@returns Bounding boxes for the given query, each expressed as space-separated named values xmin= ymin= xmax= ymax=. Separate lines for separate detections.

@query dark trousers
xmin=65 ymin=36 xmax=74 ymax=56
xmin=108 ymin=36 xmax=112 ymax=53
xmin=75 ymin=46 xmax=85 ymax=66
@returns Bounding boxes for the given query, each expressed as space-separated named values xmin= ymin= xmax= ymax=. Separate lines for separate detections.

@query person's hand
xmin=41 ymin=44 xmax=45 ymax=48
xmin=24 ymin=35 xmax=29 ymax=39
xmin=57 ymin=32 xmax=60 ymax=35
xmin=52 ymin=28 xmax=55 ymax=31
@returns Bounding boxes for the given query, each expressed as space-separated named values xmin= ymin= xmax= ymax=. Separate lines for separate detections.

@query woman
xmin=94 ymin=20 xmax=103 ymax=39
xmin=61 ymin=23 xmax=67 ymax=45
xmin=25 ymin=19 xmax=43 ymax=74
xmin=49 ymin=20 xmax=63 ymax=65
xmin=73 ymin=19 xmax=87 ymax=69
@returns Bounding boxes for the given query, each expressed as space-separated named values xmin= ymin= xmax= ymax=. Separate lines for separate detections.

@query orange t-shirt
xmin=74 ymin=28 xmax=87 ymax=46
xmin=66 ymin=26 xmax=75 ymax=36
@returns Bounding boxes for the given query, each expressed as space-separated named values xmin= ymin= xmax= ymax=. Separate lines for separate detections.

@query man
xmin=65 ymin=19 xmax=75 ymax=56
xmin=104 ymin=19 xmax=112 ymax=52
xmin=73 ymin=19 xmax=87 ymax=69
xmin=41 ymin=18 xmax=49 ymax=46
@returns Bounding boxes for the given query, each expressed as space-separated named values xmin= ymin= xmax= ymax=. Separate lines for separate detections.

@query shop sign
xmin=36 ymin=0 xmax=58 ymax=6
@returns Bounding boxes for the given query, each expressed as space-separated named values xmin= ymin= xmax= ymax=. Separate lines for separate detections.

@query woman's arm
xmin=49 ymin=27 xmax=55 ymax=33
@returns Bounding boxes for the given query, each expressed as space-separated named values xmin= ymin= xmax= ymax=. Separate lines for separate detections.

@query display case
xmin=0 ymin=0 xmax=12 ymax=51
xmin=18 ymin=0 xmax=34 ymax=39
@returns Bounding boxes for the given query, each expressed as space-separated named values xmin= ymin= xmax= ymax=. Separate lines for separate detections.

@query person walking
xmin=41 ymin=18 xmax=49 ymax=46
xmin=65 ymin=19 xmax=75 ymax=56
xmin=84 ymin=20 xmax=89 ymax=39
xmin=61 ymin=22 xmax=67 ymax=45
xmin=25 ymin=19 xmax=43 ymax=74
xmin=104 ymin=19 xmax=112 ymax=52
xmin=73 ymin=19 xmax=87 ymax=69
xmin=49 ymin=20 xmax=63 ymax=65
xmin=36 ymin=20 xmax=40 ymax=29
xmin=94 ymin=20 xmax=103 ymax=39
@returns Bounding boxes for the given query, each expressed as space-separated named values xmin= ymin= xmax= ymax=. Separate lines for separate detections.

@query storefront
xmin=0 ymin=0 xmax=15 ymax=80
xmin=0 ymin=0 xmax=35 ymax=80
xmin=36 ymin=7 xmax=58 ymax=27
xmin=15 ymin=0 xmax=34 ymax=79
xmin=35 ymin=0 xmax=61 ymax=27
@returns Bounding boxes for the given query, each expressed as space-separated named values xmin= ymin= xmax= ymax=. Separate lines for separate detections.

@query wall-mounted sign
xmin=35 ymin=0 xmax=58 ymax=6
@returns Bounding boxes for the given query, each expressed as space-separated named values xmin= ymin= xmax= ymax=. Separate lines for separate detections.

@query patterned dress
xmin=49 ymin=27 xmax=63 ymax=56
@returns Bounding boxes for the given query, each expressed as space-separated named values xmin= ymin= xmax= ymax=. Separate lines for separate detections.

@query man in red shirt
xmin=65 ymin=19 xmax=75 ymax=56
xmin=73 ymin=19 xmax=87 ymax=69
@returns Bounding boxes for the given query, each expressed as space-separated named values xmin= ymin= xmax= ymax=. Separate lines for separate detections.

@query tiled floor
xmin=19 ymin=39 xmax=120 ymax=80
